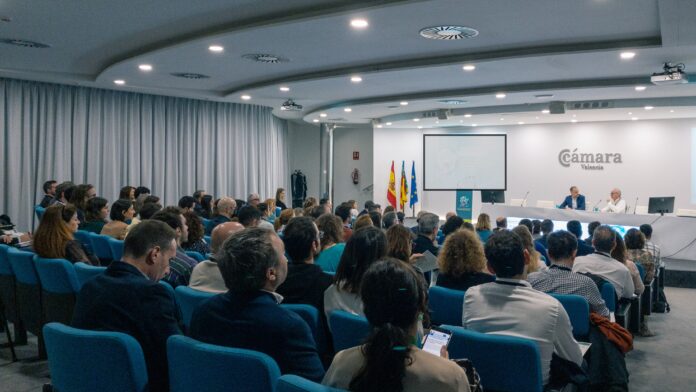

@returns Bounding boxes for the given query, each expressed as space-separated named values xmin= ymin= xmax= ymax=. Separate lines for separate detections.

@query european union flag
xmin=409 ymin=161 xmax=418 ymax=207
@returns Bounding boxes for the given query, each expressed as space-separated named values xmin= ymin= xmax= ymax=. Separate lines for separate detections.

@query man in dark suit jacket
xmin=566 ymin=220 xmax=595 ymax=256
xmin=39 ymin=180 xmax=57 ymax=208
xmin=72 ymin=220 xmax=181 ymax=392
xmin=559 ymin=186 xmax=586 ymax=210
xmin=190 ymin=227 xmax=325 ymax=382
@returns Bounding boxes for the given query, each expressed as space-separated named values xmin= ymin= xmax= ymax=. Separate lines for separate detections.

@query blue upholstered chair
xmin=34 ymin=205 xmax=46 ymax=221
xmin=43 ymin=322 xmax=148 ymax=392
xmin=73 ymin=230 xmax=93 ymax=252
xmin=277 ymin=375 xmax=345 ymax=392
xmin=282 ymin=303 xmax=328 ymax=355
xmin=8 ymin=247 xmax=46 ymax=357
xmin=74 ymin=262 xmax=107 ymax=288
xmin=443 ymin=325 xmax=543 ymax=392
xmin=167 ymin=335 xmax=280 ymax=392
xmin=327 ymin=310 xmax=370 ymax=352
xmin=204 ymin=235 xmax=212 ymax=244
xmin=601 ymin=283 xmax=616 ymax=312
xmin=185 ymin=250 xmax=206 ymax=262
xmin=90 ymin=234 xmax=113 ymax=264
xmin=635 ymin=263 xmax=646 ymax=282
xmin=549 ymin=293 xmax=590 ymax=340
xmin=0 ymin=244 xmax=22 ymax=360
xmin=174 ymin=286 xmax=214 ymax=330
xmin=428 ymin=285 xmax=466 ymax=326
xmin=108 ymin=237 xmax=125 ymax=262
xmin=33 ymin=255 xmax=80 ymax=325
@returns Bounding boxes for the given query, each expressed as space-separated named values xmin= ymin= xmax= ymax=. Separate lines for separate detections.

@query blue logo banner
xmin=455 ymin=190 xmax=473 ymax=221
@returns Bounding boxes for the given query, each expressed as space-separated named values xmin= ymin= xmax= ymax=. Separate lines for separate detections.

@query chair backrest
xmin=277 ymin=375 xmax=345 ymax=392
xmin=35 ymin=205 xmax=46 ymax=221
xmin=635 ymin=263 xmax=646 ymax=281
xmin=204 ymin=235 xmax=212 ymax=244
xmin=428 ymin=286 xmax=465 ymax=326
xmin=174 ymin=286 xmax=215 ymax=329
xmin=0 ymin=244 xmax=12 ymax=275
xmin=282 ymin=303 xmax=328 ymax=355
xmin=549 ymin=293 xmax=590 ymax=338
xmin=601 ymin=282 xmax=617 ymax=312
xmin=443 ymin=326 xmax=543 ymax=392
xmin=7 ymin=248 xmax=39 ymax=286
xmin=167 ymin=335 xmax=280 ymax=392
xmin=328 ymin=310 xmax=370 ymax=352
xmin=74 ymin=230 xmax=93 ymax=250
xmin=185 ymin=250 xmax=206 ymax=262
xmin=43 ymin=322 xmax=148 ymax=392
xmin=536 ymin=200 xmax=556 ymax=209
xmin=33 ymin=256 xmax=80 ymax=294
xmin=74 ymin=262 xmax=107 ymax=288
xmin=90 ymin=234 xmax=114 ymax=261
xmin=108 ymin=237 xmax=125 ymax=262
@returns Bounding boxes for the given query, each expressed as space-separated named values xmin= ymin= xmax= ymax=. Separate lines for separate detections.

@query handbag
xmin=453 ymin=358 xmax=483 ymax=392
xmin=590 ymin=313 xmax=633 ymax=354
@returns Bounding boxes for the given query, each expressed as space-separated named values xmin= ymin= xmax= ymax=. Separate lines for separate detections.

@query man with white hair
xmin=206 ymin=197 xmax=236 ymax=235
xmin=601 ymin=188 xmax=626 ymax=213
xmin=247 ymin=193 xmax=261 ymax=207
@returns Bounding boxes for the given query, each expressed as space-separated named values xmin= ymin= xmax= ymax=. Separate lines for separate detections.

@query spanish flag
xmin=399 ymin=161 xmax=408 ymax=211
xmin=387 ymin=160 xmax=397 ymax=208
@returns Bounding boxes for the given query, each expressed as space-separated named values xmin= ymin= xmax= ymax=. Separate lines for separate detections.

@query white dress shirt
xmin=463 ymin=279 xmax=582 ymax=385
xmin=572 ymin=252 xmax=635 ymax=299
xmin=189 ymin=260 xmax=227 ymax=293
xmin=601 ymin=198 xmax=626 ymax=213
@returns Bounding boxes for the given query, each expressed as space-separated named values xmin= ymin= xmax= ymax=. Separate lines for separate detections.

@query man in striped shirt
xmin=640 ymin=224 xmax=662 ymax=268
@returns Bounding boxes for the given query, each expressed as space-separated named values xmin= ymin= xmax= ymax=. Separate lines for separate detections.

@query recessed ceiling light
xmin=462 ymin=64 xmax=476 ymax=71
xmin=208 ymin=45 xmax=224 ymax=53
xmin=542 ymin=109 xmax=550 ymax=114
xmin=386 ymin=122 xmax=392 ymax=126
xmin=535 ymin=94 xmax=554 ymax=99
xmin=413 ymin=118 xmax=420 ymax=122
xmin=518 ymin=121 xmax=525 ymax=125
xmin=635 ymin=85 xmax=646 ymax=91
xmin=472 ymin=123 xmax=477 ymax=127
xmin=499 ymin=118 xmax=505 ymax=121
xmin=620 ymin=51 xmax=636 ymax=60
xmin=400 ymin=101 xmax=409 ymax=106
xmin=113 ymin=80 xmax=125 ymax=85
xmin=571 ymin=119 xmax=578 ymax=123
xmin=670 ymin=110 xmax=675 ymax=113
xmin=344 ymin=108 xmax=352 ymax=112
xmin=350 ymin=76 xmax=362 ymax=83
xmin=628 ymin=112 xmax=633 ymax=115
xmin=417 ymin=126 xmax=423 ymax=129
xmin=535 ymin=117 xmax=539 ymax=120
xmin=376 ymin=124 xmax=383 ymax=128
xmin=644 ymin=105 xmax=654 ymax=110
xmin=350 ymin=19 xmax=369 ymax=29
xmin=435 ymin=120 xmax=439 ymax=124
xmin=279 ymin=86 xmax=290 ymax=92
xmin=241 ymin=95 xmax=251 ymax=100
xmin=319 ymin=113 xmax=327 ymax=118
xmin=631 ymin=117 xmax=639 ymax=121
xmin=313 ymin=119 xmax=319 ymax=123
xmin=464 ymin=114 xmax=472 ymax=118
xmin=496 ymin=93 xmax=506 ymax=99
xmin=138 ymin=64 xmax=153 ymax=72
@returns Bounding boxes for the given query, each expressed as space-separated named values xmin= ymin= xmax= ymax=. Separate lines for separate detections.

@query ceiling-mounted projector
xmin=280 ymin=99 xmax=303 ymax=111
xmin=651 ymin=62 xmax=688 ymax=85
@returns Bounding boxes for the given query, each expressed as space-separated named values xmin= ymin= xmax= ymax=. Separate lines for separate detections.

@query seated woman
xmin=33 ymin=204 xmax=99 ymax=265
xmin=274 ymin=208 xmax=294 ymax=234
xmin=624 ymin=228 xmax=656 ymax=283
xmin=436 ymin=229 xmax=495 ymax=291
xmin=323 ymin=258 xmax=470 ymax=391
xmin=181 ymin=211 xmax=211 ymax=255
xmin=315 ymin=214 xmax=346 ymax=272
xmin=475 ymin=213 xmax=493 ymax=243
xmin=79 ymin=197 xmax=109 ymax=233
xmin=511 ymin=225 xmax=547 ymax=273
xmin=119 ymin=185 xmax=136 ymax=202
xmin=324 ymin=226 xmax=386 ymax=318
xmin=68 ymin=184 xmax=95 ymax=223
xmin=100 ymin=199 xmax=134 ymax=240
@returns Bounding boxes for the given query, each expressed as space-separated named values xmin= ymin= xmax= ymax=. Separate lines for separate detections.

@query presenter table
xmin=480 ymin=205 xmax=696 ymax=261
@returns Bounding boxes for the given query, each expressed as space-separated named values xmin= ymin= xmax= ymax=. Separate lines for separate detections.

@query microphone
xmin=592 ymin=199 xmax=602 ymax=211
xmin=521 ymin=191 xmax=530 ymax=207
xmin=634 ymin=197 xmax=639 ymax=214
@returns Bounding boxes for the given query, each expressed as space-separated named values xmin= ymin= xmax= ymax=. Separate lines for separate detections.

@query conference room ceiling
xmin=2 ymin=0 xmax=696 ymax=125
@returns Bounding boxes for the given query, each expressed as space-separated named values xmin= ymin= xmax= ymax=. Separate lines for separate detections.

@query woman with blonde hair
xmin=436 ymin=229 xmax=494 ymax=291
xmin=274 ymin=208 xmax=295 ymax=233
xmin=33 ymin=204 xmax=99 ymax=265
xmin=475 ymin=213 xmax=493 ymax=243
xmin=511 ymin=225 xmax=546 ymax=273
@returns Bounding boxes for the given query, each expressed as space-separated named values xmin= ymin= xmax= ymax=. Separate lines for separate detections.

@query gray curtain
xmin=0 ymin=78 xmax=289 ymax=231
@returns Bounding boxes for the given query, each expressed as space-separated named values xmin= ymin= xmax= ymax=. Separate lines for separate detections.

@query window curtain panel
xmin=0 ymin=78 xmax=289 ymax=231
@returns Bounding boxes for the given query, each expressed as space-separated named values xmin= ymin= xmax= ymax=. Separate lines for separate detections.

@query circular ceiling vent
xmin=439 ymin=99 xmax=468 ymax=105
xmin=242 ymin=53 xmax=289 ymax=64
xmin=419 ymin=26 xmax=479 ymax=40
xmin=170 ymin=72 xmax=210 ymax=79
xmin=0 ymin=38 xmax=50 ymax=48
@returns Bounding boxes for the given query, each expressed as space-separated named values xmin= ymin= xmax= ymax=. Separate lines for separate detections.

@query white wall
xmin=332 ymin=126 xmax=373 ymax=207
xmin=373 ymin=118 xmax=696 ymax=219
xmin=288 ymin=121 xmax=321 ymax=201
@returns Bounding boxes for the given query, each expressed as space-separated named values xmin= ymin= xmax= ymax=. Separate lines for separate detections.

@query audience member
xmin=189 ymin=222 xmax=244 ymax=293
xmin=139 ymin=202 xmax=162 ymax=220
xmin=352 ymin=214 xmax=373 ymax=232
xmin=72 ymin=220 xmax=181 ymax=392
xmin=177 ymin=196 xmax=196 ymax=213
xmin=274 ymin=208 xmax=295 ymax=234
xmin=359 ymin=200 xmax=374 ymax=216
xmin=206 ymin=197 xmax=236 ymax=234
xmin=247 ymin=193 xmax=261 ymax=207
xmin=396 ymin=211 xmax=405 ymax=225
xmin=33 ymin=204 xmax=99 ymax=265
xmin=585 ymin=221 xmax=601 ymax=246
xmin=324 ymin=226 xmax=386 ymax=317
xmin=334 ymin=203 xmax=353 ymax=241
xmin=475 ymin=213 xmax=492 ymax=243
xmin=119 ymin=186 xmax=136 ymax=201
xmin=413 ymin=212 xmax=440 ymax=256
xmin=200 ymin=194 xmax=213 ymax=218
xmin=40 ymin=180 xmax=57 ymax=208
xmin=610 ymin=233 xmax=644 ymax=296
xmin=304 ymin=197 xmax=319 ymax=211
xmin=625 ymin=228 xmax=655 ymax=283
xmin=257 ymin=201 xmax=276 ymax=231
xmin=640 ymin=224 xmax=661 ymax=268
xmin=315 ymin=214 xmax=346 ymax=272
xmin=384 ymin=205 xmax=395 ymax=215
xmin=275 ymin=187 xmax=288 ymax=210
xmin=192 ymin=190 xmax=206 ymax=216
xmin=536 ymin=219 xmax=554 ymax=248
xmin=494 ymin=216 xmax=507 ymax=232
xmin=151 ymin=209 xmax=198 ymax=287
xmin=133 ymin=186 xmax=151 ymax=213
xmin=293 ymin=207 xmax=304 ymax=217
xmin=572 ymin=225 xmax=635 ymax=299
xmin=511 ymin=225 xmax=547 ymax=273
xmin=532 ymin=219 xmax=542 ymax=240
xmin=445 ymin=211 xmax=456 ymax=220
xmin=238 ymin=205 xmax=263 ymax=228
xmin=69 ymin=184 xmax=96 ymax=222
xmin=50 ymin=181 xmax=75 ymax=206
xmin=386 ymin=224 xmax=420 ymax=265
xmin=441 ymin=215 xmax=464 ymax=238
xmin=143 ymin=195 xmax=160 ymax=205
xmin=323 ymin=258 xmax=470 ymax=391
xmin=436 ymin=229 xmax=494 ymax=291
xmin=382 ymin=211 xmax=398 ymax=229
xmin=566 ymin=220 xmax=595 ymax=256
xmin=464 ymin=230 xmax=582 ymax=386
xmin=101 ymin=199 xmax=134 ymax=240
xmin=368 ymin=211 xmax=382 ymax=228
xmin=320 ymin=198 xmax=333 ymax=214
xmin=528 ymin=230 xmax=610 ymax=317
xmin=461 ymin=221 xmax=475 ymax=231
xmin=79 ymin=197 xmax=109 ymax=234
xmin=181 ymin=211 xmax=211 ymax=255
xmin=189 ymin=228 xmax=324 ymax=381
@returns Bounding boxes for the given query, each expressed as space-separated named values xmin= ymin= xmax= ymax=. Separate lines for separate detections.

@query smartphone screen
xmin=422 ymin=328 xmax=452 ymax=356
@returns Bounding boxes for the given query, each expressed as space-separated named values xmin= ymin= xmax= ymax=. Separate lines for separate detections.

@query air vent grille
xmin=569 ymin=101 xmax=613 ymax=110
xmin=0 ymin=38 xmax=50 ymax=48
xmin=242 ymin=54 xmax=289 ymax=64
xmin=419 ymin=26 xmax=479 ymax=40
xmin=171 ymin=73 xmax=210 ymax=79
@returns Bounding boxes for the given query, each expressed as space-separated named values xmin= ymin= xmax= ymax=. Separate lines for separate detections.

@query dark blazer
xmin=190 ymin=290 xmax=325 ymax=382
xmin=72 ymin=261 xmax=182 ymax=392
xmin=413 ymin=234 xmax=439 ymax=256
xmin=205 ymin=214 xmax=230 ymax=235
xmin=437 ymin=271 xmax=495 ymax=292
xmin=576 ymin=239 xmax=595 ymax=257
xmin=559 ymin=195 xmax=586 ymax=210
xmin=277 ymin=263 xmax=333 ymax=313
xmin=39 ymin=194 xmax=54 ymax=208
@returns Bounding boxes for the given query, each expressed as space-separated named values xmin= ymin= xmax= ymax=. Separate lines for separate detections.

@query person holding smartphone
xmin=323 ymin=258 xmax=470 ymax=391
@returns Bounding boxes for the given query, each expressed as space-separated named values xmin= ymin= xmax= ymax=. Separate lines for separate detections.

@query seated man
xmin=151 ymin=208 xmax=199 ymax=287
xmin=189 ymin=227 xmax=324 ymax=382
xmin=413 ymin=212 xmax=440 ymax=256
xmin=40 ymin=180 xmax=57 ymax=208
xmin=601 ymin=188 xmax=626 ymax=213
xmin=566 ymin=220 xmax=594 ymax=256
xmin=559 ymin=186 xmax=586 ymax=210
xmin=463 ymin=230 xmax=582 ymax=386
xmin=205 ymin=197 xmax=236 ymax=235
xmin=189 ymin=222 xmax=244 ymax=293
xmin=494 ymin=216 xmax=507 ymax=232
xmin=72 ymin=220 xmax=181 ymax=392
xmin=572 ymin=225 xmax=635 ymax=299
xmin=528 ymin=230 xmax=610 ymax=318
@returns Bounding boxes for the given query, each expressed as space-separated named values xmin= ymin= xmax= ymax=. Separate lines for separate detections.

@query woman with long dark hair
xmin=323 ymin=258 xmax=469 ymax=391
xmin=80 ymin=197 xmax=109 ymax=234
xmin=33 ymin=204 xmax=99 ymax=265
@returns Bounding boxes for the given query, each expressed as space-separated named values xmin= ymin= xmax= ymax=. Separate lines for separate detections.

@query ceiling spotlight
xmin=435 ymin=121 xmax=439 ymax=124
xmin=495 ymin=93 xmax=506 ymax=99
xmin=518 ymin=121 xmax=525 ymax=125
xmin=138 ymin=64 xmax=153 ymax=71
xmin=631 ymin=117 xmax=639 ymax=121
xmin=319 ymin=113 xmax=327 ymax=118
xmin=413 ymin=118 xmax=420 ymax=122
xmin=620 ymin=51 xmax=636 ymax=60
xmin=350 ymin=19 xmax=369 ymax=29
xmin=472 ymin=123 xmax=477 ymax=127
xmin=635 ymin=85 xmax=646 ymax=91
xmin=499 ymin=118 xmax=505 ymax=121
xmin=644 ymin=105 xmax=654 ymax=110
xmin=350 ymin=76 xmax=362 ymax=83
xmin=344 ymin=108 xmax=352 ymax=112
xmin=462 ymin=64 xmax=476 ymax=71
xmin=542 ymin=109 xmax=550 ymax=114
xmin=464 ymin=114 xmax=472 ymax=118
xmin=400 ymin=101 xmax=409 ymax=106
xmin=376 ymin=124 xmax=383 ymax=128
xmin=535 ymin=116 xmax=539 ymax=120
xmin=571 ymin=119 xmax=578 ymax=123
xmin=312 ymin=119 xmax=319 ymax=123
xmin=386 ymin=122 xmax=392 ymax=125
xmin=208 ymin=45 xmax=224 ymax=53
xmin=417 ymin=126 xmax=423 ymax=129
xmin=628 ymin=112 xmax=633 ymax=115
xmin=113 ymin=80 xmax=125 ymax=85
xmin=279 ymin=86 xmax=290 ymax=92
xmin=670 ymin=110 xmax=675 ymax=113
xmin=240 ymin=95 xmax=251 ymax=100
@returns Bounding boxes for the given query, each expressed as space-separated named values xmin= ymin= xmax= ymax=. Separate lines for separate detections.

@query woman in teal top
xmin=475 ymin=213 xmax=493 ymax=243
xmin=79 ymin=197 xmax=109 ymax=233
xmin=315 ymin=214 xmax=346 ymax=272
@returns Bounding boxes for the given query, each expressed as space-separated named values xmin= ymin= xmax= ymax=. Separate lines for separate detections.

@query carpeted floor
xmin=0 ymin=287 xmax=692 ymax=391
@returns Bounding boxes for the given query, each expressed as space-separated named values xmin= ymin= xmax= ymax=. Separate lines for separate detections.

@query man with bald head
xmin=189 ymin=222 xmax=244 ymax=293
xmin=205 ymin=197 xmax=237 ymax=235
xmin=601 ymin=188 xmax=626 ymax=213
